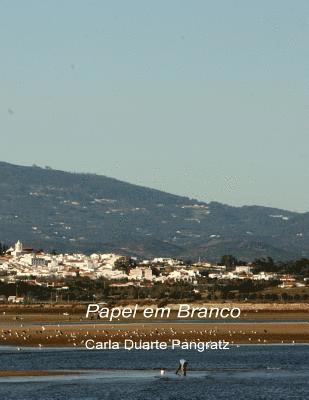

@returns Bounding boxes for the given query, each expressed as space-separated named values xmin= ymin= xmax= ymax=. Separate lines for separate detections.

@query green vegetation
xmin=0 ymin=242 xmax=8 ymax=255
xmin=252 ymin=257 xmax=309 ymax=277
xmin=1 ymin=161 xmax=309 ymax=261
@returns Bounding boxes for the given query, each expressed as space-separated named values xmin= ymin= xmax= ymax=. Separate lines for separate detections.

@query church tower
xmin=13 ymin=240 xmax=23 ymax=256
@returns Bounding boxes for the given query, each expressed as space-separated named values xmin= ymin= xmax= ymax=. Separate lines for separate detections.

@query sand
xmin=0 ymin=321 xmax=308 ymax=346
xmin=0 ymin=303 xmax=308 ymax=347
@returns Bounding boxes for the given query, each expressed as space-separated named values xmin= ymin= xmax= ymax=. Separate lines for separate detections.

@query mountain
xmin=0 ymin=161 xmax=308 ymax=261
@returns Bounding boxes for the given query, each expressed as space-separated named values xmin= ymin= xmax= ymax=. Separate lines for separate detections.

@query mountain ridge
xmin=0 ymin=161 xmax=307 ymax=261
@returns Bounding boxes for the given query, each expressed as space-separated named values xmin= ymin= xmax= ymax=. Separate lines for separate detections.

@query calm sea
xmin=0 ymin=345 xmax=308 ymax=399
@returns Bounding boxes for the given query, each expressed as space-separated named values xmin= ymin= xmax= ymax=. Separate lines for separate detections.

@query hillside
xmin=0 ymin=161 xmax=308 ymax=261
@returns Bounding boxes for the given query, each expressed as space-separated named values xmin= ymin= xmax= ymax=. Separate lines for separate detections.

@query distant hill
xmin=0 ymin=161 xmax=308 ymax=261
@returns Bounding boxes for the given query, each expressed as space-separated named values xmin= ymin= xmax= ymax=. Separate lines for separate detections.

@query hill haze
xmin=0 ymin=161 xmax=308 ymax=261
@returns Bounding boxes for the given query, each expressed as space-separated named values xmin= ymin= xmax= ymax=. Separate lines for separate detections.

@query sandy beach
xmin=0 ymin=303 xmax=308 ymax=347
xmin=1 ymin=322 xmax=308 ymax=346
xmin=0 ymin=304 xmax=309 ymax=347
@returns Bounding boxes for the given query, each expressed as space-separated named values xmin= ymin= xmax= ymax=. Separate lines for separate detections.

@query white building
xmin=12 ymin=240 xmax=23 ymax=257
xmin=235 ymin=266 xmax=252 ymax=274
xmin=129 ymin=267 xmax=153 ymax=281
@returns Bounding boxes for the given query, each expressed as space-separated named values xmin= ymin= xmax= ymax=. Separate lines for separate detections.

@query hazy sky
xmin=1 ymin=1 xmax=308 ymax=212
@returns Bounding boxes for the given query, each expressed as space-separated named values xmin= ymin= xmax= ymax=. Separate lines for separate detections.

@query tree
xmin=220 ymin=255 xmax=238 ymax=270
xmin=114 ymin=256 xmax=136 ymax=274
xmin=0 ymin=242 xmax=8 ymax=255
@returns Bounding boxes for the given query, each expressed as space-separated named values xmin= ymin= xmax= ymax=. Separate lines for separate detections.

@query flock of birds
xmin=0 ymin=323 xmax=296 ymax=349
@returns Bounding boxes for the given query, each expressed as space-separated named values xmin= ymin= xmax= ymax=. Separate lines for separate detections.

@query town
xmin=0 ymin=240 xmax=308 ymax=304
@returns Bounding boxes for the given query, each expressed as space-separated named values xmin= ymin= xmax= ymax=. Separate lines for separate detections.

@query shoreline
xmin=1 ymin=321 xmax=308 ymax=346
xmin=0 ymin=304 xmax=308 ymax=347
xmin=1 ymin=342 xmax=309 ymax=349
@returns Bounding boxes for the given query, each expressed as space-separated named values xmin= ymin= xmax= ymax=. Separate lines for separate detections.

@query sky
xmin=0 ymin=0 xmax=308 ymax=212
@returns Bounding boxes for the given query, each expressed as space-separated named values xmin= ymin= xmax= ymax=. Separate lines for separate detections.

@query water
xmin=0 ymin=345 xmax=308 ymax=399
